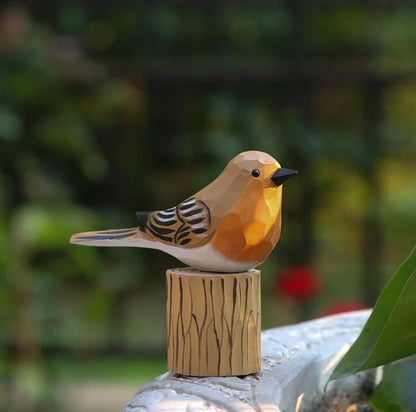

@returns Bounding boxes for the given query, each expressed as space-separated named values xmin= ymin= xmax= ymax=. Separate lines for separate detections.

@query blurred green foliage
xmin=0 ymin=2 xmax=416 ymax=411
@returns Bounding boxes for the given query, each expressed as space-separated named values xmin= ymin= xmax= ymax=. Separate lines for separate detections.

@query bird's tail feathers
xmin=70 ymin=227 xmax=140 ymax=247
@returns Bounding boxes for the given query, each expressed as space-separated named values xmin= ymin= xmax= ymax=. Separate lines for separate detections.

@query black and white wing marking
xmin=136 ymin=197 xmax=212 ymax=247
xmin=175 ymin=197 xmax=212 ymax=245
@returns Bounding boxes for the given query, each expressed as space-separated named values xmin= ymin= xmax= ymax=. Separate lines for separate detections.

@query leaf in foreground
xmin=329 ymin=245 xmax=416 ymax=381
xmin=369 ymin=356 xmax=416 ymax=412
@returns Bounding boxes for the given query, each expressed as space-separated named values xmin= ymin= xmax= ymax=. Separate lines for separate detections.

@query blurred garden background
xmin=1 ymin=1 xmax=416 ymax=411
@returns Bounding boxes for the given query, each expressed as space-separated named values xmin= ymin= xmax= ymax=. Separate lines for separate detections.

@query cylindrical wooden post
xmin=166 ymin=268 xmax=261 ymax=377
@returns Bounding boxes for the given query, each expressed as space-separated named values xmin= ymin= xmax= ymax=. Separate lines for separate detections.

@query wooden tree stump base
xmin=166 ymin=268 xmax=261 ymax=377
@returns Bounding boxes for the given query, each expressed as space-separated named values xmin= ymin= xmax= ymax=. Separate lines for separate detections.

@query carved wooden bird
xmin=70 ymin=151 xmax=297 ymax=272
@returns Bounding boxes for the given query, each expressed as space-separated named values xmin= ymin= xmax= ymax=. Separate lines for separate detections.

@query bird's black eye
xmin=251 ymin=169 xmax=260 ymax=178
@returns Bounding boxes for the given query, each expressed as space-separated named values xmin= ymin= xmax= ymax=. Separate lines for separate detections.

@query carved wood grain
xmin=166 ymin=268 xmax=261 ymax=376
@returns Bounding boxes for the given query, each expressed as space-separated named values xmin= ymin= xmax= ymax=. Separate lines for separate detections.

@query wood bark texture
xmin=166 ymin=268 xmax=261 ymax=377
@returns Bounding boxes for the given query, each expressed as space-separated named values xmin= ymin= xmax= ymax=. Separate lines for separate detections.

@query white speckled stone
xmin=122 ymin=310 xmax=373 ymax=412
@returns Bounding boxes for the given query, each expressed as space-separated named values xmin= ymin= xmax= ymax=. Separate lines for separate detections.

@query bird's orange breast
xmin=211 ymin=184 xmax=282 ymax=265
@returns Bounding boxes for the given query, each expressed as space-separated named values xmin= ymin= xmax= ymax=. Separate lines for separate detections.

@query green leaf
xmin=329 ymin=245 xmax=416 ymax=380
xmin=369 ymin=356 xmax=416 ymax=412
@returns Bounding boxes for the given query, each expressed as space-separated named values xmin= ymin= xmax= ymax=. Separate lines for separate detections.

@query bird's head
xmin=228 ymin=151 xmax=298 ymax=189
xmin=196 ymin=150 xmax=298 ymax=222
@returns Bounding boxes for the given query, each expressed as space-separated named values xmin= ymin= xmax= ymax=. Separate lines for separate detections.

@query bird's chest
xmin=211 ymin=187 xmax=282 ymax=264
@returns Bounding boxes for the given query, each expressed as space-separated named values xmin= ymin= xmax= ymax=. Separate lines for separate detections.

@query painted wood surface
xmin=70 ymin=151 xmax=297 ymax=272
xmin=166 ymin=268 xmax=261 ymax=377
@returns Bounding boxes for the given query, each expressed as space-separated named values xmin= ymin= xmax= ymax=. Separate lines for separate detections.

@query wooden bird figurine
xmin=70 ymin=151 xmax=297 ymax=272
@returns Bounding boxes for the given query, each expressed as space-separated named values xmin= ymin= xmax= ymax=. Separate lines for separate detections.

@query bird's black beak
xmin=271 ymin=168 xmax=298 ymax=186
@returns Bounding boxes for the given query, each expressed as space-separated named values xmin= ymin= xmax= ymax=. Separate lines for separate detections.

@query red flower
xmin=321 ymin=300 xmax=367 ymax=316
xmin=275 ymin=266 xmax=320 ymax=302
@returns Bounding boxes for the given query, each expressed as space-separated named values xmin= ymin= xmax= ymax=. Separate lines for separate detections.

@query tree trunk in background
xmin=286 ymin=1 xmax=316 ymax=268
xmin=361 ymin=80 xmax=384 ymax=305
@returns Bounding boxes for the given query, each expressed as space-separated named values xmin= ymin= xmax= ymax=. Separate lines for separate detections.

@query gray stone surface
xmin=122 ymin=310 xmax=373 ymax=412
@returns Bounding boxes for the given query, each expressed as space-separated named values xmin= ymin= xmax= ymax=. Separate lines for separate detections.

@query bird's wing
xmin=136 ymin=197 xmax=213 ymax=248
